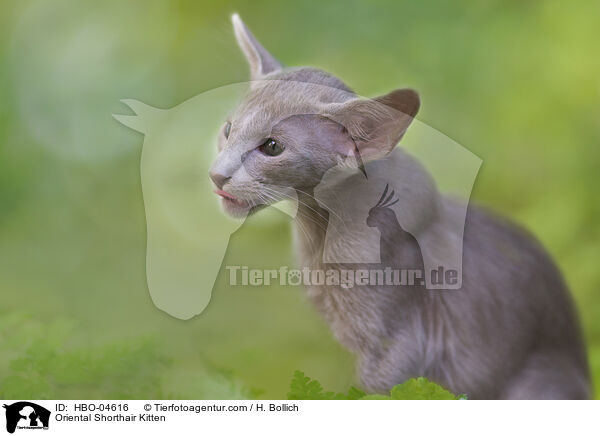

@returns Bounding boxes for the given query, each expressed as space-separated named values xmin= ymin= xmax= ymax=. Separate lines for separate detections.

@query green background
xmin=0 ymin=0 xmax=599 ymax=399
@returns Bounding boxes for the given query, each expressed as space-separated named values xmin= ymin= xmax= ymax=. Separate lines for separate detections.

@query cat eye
xmin=223 ymin=121 xmax=232 ymax=139
xmin=259 ymin=138 xmax=285 ymax=156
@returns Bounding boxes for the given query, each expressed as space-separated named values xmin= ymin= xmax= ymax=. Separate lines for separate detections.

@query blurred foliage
xmin=0 ymin=0 xmax=599 ymax=399
xmin=0 ymin=313 xmax=256 ymax=399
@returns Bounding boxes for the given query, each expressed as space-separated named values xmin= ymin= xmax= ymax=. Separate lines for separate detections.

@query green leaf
xmin=361 ymin=394 xmax=391 ymax=400
xmin=288 ymin=370 xmax=345 ymax=400
xmin=389 ymin=377 xmax=459 ymax=400
xmin=345 ymin=386 xmax=367 ymax=400
xmin=287 ymin=371 xmax=465 ymax=400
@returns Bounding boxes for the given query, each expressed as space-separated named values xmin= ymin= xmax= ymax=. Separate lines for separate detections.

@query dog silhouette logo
xmin=3 ymin=402 xmax=50 ymax=434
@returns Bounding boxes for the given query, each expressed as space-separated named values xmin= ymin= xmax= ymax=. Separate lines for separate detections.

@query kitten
xmin=210 ymin=14 xmax=590 ymax=399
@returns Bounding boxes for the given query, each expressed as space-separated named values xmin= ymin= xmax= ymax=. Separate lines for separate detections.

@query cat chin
xmin=221 ymin=196 xmax=251 ymax=218
xmin=220 ymin=197 xmax=266 ymax=218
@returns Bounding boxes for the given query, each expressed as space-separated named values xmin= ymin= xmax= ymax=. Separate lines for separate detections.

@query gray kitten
xmin=210 ymin=14 xmax=590 ymax=399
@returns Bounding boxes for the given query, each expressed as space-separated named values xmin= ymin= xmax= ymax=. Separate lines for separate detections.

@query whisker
xmin=259 ymin=185 xmax=351 ymax=242
xmin=261 ymin=186 xmax=333 ymax=223
xmin=293 ymin=187 xmax=344 ymax=222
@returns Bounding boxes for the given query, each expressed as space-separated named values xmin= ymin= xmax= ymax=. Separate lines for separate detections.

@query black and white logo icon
xmin=2 ymin=402 xmax=50 ymax=434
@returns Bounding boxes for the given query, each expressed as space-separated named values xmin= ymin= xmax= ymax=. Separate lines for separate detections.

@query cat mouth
xmin=215 ymin=189 xmax=239 ymax=201
xmin=214 ymin=189 xmax=249 ymax=206
xmin=214 ymin=189 xmax=254 ymax=217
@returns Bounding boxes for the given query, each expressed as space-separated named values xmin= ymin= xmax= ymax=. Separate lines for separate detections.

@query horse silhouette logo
xmin=114 ymin=82 xmax=480 ymax=319
xmin=3 ymin=402 xmax=50 ymax=434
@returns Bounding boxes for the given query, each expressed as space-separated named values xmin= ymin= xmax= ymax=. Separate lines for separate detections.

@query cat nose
xmin=210 ymin=171 xmax=231 ymax=189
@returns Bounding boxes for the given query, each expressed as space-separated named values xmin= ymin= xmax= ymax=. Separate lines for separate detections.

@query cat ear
xmin=327 ymin=89 xmax=420 ymax=161
xmin=232 ymin=13 xmax=282 ymax=80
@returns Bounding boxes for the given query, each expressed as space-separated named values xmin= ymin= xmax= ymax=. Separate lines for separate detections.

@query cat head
xmin=210 ymin=14 xmax=420 ymax=217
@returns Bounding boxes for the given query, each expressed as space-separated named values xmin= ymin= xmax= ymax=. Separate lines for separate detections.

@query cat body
xmin=295 ymin=185 xmax=589 ymax=399
xmin=210 ymin=14 xmax=590 ymax=399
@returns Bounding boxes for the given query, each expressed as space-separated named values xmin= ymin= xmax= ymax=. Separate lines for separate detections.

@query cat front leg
xmin=357 ymin=332 xmax=424 ymax=393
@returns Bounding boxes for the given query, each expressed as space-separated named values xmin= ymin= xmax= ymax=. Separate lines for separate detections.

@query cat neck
xmin=293 ymin=188 xmax=329 ymax=268
xmin=291 ymin=186 xmax=425 ymax=358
